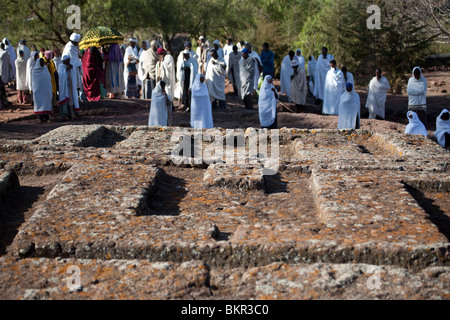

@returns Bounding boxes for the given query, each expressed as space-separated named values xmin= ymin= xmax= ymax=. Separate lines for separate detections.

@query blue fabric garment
xmin=260 ymin=50 xmax=274 ymax=77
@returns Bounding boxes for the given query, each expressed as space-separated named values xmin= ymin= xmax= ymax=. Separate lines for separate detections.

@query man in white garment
xmin=290 ymin=58 xmax=308 ymax=112
xmin=338 ymin=83 xmax=361 ymax=130
xmin=196 ymin=37 xmax=210 ymax=74
xmin=17 ymin=40 xmax=31 ymax=61
xmin=62 ymin=33 xmax=82 ymax=103
xmin=280 ymin=51 xmax=295 ymax=100
xmin=58 ymin=55 xmax=79 ymax=121
xmin=205 ymin=40 xmax=224 ymax=74
xmin=139 ymin=40 xmax=159 ymax=99
xmin=123 ymin=38 xmax=141 ymax=94
xmin=26 ymin=52 xmax=39 ymax=106
xmin=32 ymin=58 xmax=53 ymax=123
xmin=0 ymin=43 xmax=11 ymax=87
xmin=365 ymin=68 xmax=390 ymax=120
xmin=245 ymin=43 xmax=263 ymax=93
xmin=314 ymin=47 xmax=334 ymax=104
xmin=15 ymin=50 xmax=29 ymax=104
xmin=155 ymin=47 xmax=176 ymax=101
xmin=239 ymin=48 xmax=256 ymax=110
xmin=178 ymin=50 xmax=198 ymax=111
xmin=322 ymin=60 xmax=344 ymax=115
xmin=295 ymin=49 xmax=305 ymax=70
xmin=223 ymin=38 xmax=234 ymax=69
xmin=227 ymin=45 xmax=241 ymax=96
xmin=205 ymin=49 xmax=227 ymax=110
xmin=407 ymin=66 xmax=428 ymax=129
xmin=341 ymin=67 xmax=354 ymax=87
xmin=2 ymin=38 xmax=16 ymax=82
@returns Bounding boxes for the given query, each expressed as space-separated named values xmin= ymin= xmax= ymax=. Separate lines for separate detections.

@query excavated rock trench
xmin=0 ymin=125 xmax=449 ymax=299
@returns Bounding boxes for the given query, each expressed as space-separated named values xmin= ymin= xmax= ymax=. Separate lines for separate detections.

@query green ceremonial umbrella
xmin=79 ymin=26 xmax=124 ymax=50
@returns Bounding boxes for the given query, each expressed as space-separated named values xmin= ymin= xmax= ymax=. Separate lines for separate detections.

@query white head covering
xmin=62 ymin=54 xmax=70 ymax=61
xmin=192 ymin=74 xmax=208 ymax=97
xmin=149 ymin=81 xmax=171 ymax=127
xmin=70 ymin=33 xmax=81 ymax=42
xmin=435 ymin=109 xmax=450 ymax=147
xmin=199 ymin=36 xmax=205 ymax=40
xmin=258 ymin=75 xmax=278 ymax=127
xmin=405 ymin=111 xmax=428 ymax=136
xmin=129 ymin=38 xmax=138 ymax=43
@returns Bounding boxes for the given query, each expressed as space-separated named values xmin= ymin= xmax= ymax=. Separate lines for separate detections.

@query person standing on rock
xmin=205 ymin=49 xmax=227 ymax=110
xmin=148 ymin=81 xmax=172 ymax=127
xmin=365 ymin=68 xmax=391 ymax=120
xmin=313 ymin=47 xmax=334 ymax=104
xmin=258 ymin=75 xmax=279 ymax=129
xmin=191 ymin=74 xmax=213 ymax=129
xmin=322 ymin=59 xmax=344 ymax=115
xmin=407 ymin=67 xmax=428 ymax=130
xmin=338 ymin=83 xmax=361 ymax=130
xmin=32 ymin=58 xmax=53 ymax=123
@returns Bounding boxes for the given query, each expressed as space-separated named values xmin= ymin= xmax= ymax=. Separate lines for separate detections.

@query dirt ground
xmin=0 ymin=70 xmax=448 ymax=141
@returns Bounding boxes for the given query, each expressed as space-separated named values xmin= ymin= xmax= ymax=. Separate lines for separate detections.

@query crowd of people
xmin=0 ymin=35 xmax=448 ymax=148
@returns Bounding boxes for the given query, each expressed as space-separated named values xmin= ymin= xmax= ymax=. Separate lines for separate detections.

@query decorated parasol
xmin=79 ymin=26 xmax=124 ymax=50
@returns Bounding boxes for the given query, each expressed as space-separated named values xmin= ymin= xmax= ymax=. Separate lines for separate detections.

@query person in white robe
xmin=139 ymin=40 xmax=159 ymax=99
xmin=57 ymin=55 xmax=79 ymax=120
xmin=338 ymin=83 xmax=361 ymax=130
xmin=32 ymin=58 xmax=53 ymax=122
xmin=239 ymin=48 xmax=256 ymax=109
xmin=322 ymin=60 xmax=344 ymax=115
xmin=176 ymin=41 xmax=198 ymax=100
xmin=196 ymin=37 xmax=210 ymax=74
xmin=280 ymin=51 xmax=295 ymax=99
xmin=15 ymin=50 xmax=29 ymax=103
xmin=258 ymin=75 xmax=279 ymax=129
xmin=26 ymin=52 xmax=39 ymax=104
xmin=290 ymin=59 xmax=308 ymax=110
xmin=191 ymin=74 xmax=213 ymax=129
xmin=295 ymin=49 xmax=306 ymax=70
xmin=341 ymin=67 xmax=354 ymax=87
xmin=62 ymin=33 xmax=82 ymax=106
xmin=407 ymin=66 xmax=428 ymax=129
xmin=307 ymin=55 xmax=317 ymax=96
xmin=245 ymin=43 xmax=262 ymax=92
xmin=227 ymin=45 xmax=241 ymax=97
xmin=148 ymin=81 xmax=172 ymax=127
xmin=313 ymin=47 xmax=334 ymax=103
xmin=155 ymin=48 xmax=176 ymax=101
xmin=224 ymin=38 xmax=234 ymax=59
xmin=405 ymin=111 xmax=428 ymax=137
xmin=205 ymin=49 xmax=227 ymax=110
xmin=178 ymin=50 xmax=198 ymax=111
xmin=434 ymin=109 xmax=450 ymax=148
xmin=205 ymin=40 xmax=224 ymax=74
xmin=123 ymin=38 xmax=141 ymax=94
xmin=365 ymin=68 xmax=390 ymax=120
xmin=17 ymin=40 xmax=31 ymax=61
xmin=52 ymin=49 xmax=62 ymax=70
xmin=0 ymin=43 xmax=11 ymax=86
xmin=2 ymin=38 xmax=16 ymax=82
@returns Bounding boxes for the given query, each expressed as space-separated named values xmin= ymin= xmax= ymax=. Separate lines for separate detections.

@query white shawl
xmin=15 ymin=56 xmax=28 ymax=91
xmin=405 ymin=111 xmax=428 ymax=136
xmin=239 ymin=56 xmax=255 ymax=99
xmin=249 ymin=51 xmax=262 ymax=91
xmin=280 ymin=55 xmax=293 ymax=97
xmin=258 ymin=75 xmax=278 ymax=127
xmin=290 ymin=65 xmax=308 ymax=105
xmin=2 ymin=38 xmax=16 ymax=81
xmin=123 ymin=45 xmax=141 ymax=87
xmin=32 ymin=62 xmax=53 ymax=114
xmin=322 ymin=68 xmax=344 ymax=115
xmin=366 ymin=75 xmax=390 ymax=119
xmin=155 ymin=54 xmax=176 ymax=100
xmin=149 ymin=81 xmax=172 ymax=127
xmin=0 ymin=49 xmax=11 ymax=84
xmin=58 ymin=61 xmax=80 ymax=111
xmin=62 ymin=41 xmax=82 ymax=89
xmin=435 ymin=109 xmax=450 ymax=147
xmin=17 ymin=44 xmax=31 ymax=61
xmin=313 ymin=53 xmax=333 ymax=100
xmin=295 ymin=49 xmax=305 ymax=70
xmin=191 ymin=74 xmax=213 ymax=129
xmin=338 ymin=90 xmax=361 ymax=130
xmin=26 ymin=53 xmax=38 ymax=91
xmin=205 ymin=56 xmax=227 ymax=101
xmin=407 ymin=67 xmax=427 ymax=109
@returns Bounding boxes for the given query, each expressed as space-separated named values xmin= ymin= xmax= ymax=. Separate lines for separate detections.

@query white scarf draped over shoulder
xmin=32 ymin=62 xmax=53 ymax=114
xmin=366 ymin=75 xmax=390 ymax=119
xmin=322 ymin=68 xmax=344 ymax=115
xmin=58 ymin=61 xmax=80 ymax=111
xmin=205 ymin=55 xmax=227 ymax=101
xmin=191 ymin=74 xmax=213 ymax=129
xmin=338 ymin=90 xmax=361 ymax=130
xmin=405 ymin=111 xmax=428 ymax=136
xmin=155 ymin=54 xmax=176 ymax=100
xmin=258 ymin=75 xmax=278 ymax=127
xmin=407 ymin=67 xmax=427 ymax=109
xmin=435 ymin=109 xmax=450 ymax=147
xmin=280 ymin=55 xmax=293 ymax=97
xmin=239 ymin=56 xmax=255 ymax=99
xmin=313 ymin=53 xmax=333 ymax=100
xmin=15 ymin=56 xmax=27 ymax=91
xmin=149 ymin=81 xmax=171 ymax=127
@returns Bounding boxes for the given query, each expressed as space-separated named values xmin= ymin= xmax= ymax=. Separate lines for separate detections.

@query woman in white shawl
xmin=58 ymin=55 xmax=80 ymax=120
xmin=258 ymin=75 xmax=279 ymax=129
xmin=15 ymin=50 xmax=29 ymax=103
xmin=435 ymin=109 xmax=450 ymax=148
xmin=280 ymin=51 xmax=295 ymax=99
xmin=407 ymin=66 xmax=428 ymax=129
xmin=32 ymin=58 xmax=53 ymax=122
xmin=0 ymin=43 xmax=11 ymax=86
xmin=295 ymin=49 xmax=305 ymax=70
xmin=2 ymin=38 xmax=16 ymax=82
xmin=149 ymin=81 xmax=172 ymax=127
xmin=290 ymin=59 xmax=308 ymax=108
xmin=366 ymin=67 xmax=390 ymax=119
xmin=307 ymin=55 xmax=317 ymax=96
xmin=338 ymin=83 xmax=361 ymax=130
xmin=191 ymin=74 xmax=213 ymax=129
xmin=405 ymin=111 xmax=428 ymax=137
xmin=314 ymin=47 xmax=334 ymax=102
xmin=26 ymin=52 xmax=39 ymax=103
xmin=322 ymin=60 xmax=344 ymax=115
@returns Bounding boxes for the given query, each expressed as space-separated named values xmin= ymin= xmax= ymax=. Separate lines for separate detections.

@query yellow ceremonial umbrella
xmin=79 ymin=26 xmax=124 ymax=50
